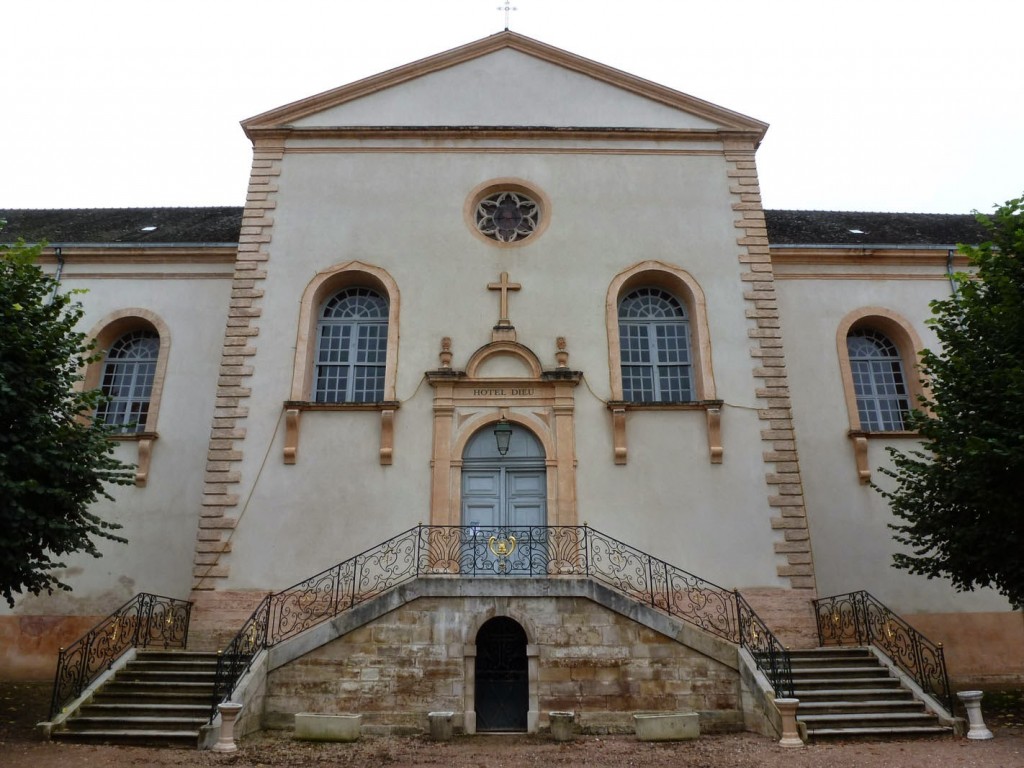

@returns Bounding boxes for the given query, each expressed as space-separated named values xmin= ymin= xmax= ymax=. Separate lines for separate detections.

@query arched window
xmin=313 ymin=287 xmax=389 ymax=403
xmin=618 ymin=287 xmax=692 ymax=402
xmin=95 ymin=330 xmax=160 ymax=433
xmin=846 ymin=329 xmax=911 ymax=431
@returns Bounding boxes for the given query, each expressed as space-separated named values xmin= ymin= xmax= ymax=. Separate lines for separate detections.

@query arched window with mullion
xmin=618 ymin=287 xmax=693 ymax=403
xmin=96 ymin=330 xmax=160 ymax=433
xmin=847 ymin=329 xmax=910 ymax=431
xmin=314 ymin=287 xmax=388 ymax=403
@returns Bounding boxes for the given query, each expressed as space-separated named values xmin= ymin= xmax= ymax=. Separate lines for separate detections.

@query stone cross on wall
xmin=488 ymin=271 xmax=521 ymax=329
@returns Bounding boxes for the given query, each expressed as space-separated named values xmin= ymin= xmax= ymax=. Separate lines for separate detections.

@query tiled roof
xmin=0 ymin=207 xmax=243 ymax=244
xmin=764 ymin=210 xmax=988 ymax=246
xmin=1 ymin=207 xmax=988 ymax=247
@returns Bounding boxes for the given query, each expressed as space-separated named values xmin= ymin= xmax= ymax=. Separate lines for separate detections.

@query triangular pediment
xmin=243 ymin=32 xmax=767 ymax=137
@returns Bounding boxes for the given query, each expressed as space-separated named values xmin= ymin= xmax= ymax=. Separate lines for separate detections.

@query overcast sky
xmin=2 ymin=0 xmax=1021 ymax=213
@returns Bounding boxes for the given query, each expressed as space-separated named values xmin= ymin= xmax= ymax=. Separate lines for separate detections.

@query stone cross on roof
xmin=497 ymin=3 xmax=517 ymax=30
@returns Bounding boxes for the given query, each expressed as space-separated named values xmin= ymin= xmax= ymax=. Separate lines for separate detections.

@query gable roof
xmin=765 ymin=210 xmax=988 ymax=246
xmin=0 ymin=207 xmax=243 ymax=245
xmin=1 ymin=207 xmax=987 ymax=248
xmin=241 ymin=31 xmax=768 ymax=139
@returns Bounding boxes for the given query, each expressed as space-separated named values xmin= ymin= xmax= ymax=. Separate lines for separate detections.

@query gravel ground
xmin=4 ymin=682 xmax=1022 ymax=768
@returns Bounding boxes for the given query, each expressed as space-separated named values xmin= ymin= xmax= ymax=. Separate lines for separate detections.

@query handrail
xmin=211 ymin=524 xmax=792 ymax=719
xmin=49 ymin=592 xmax=192 ymax=720
xmin=813 ymin=590 xmax=952 ymax=712
xmin=735 ymin=591 xmax=794 ymax=698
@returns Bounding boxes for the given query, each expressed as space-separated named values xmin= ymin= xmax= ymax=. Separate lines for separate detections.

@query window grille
xmin=314 ymin=287 xmax=388 ymax=403
xmin=618 ymin=288 xmax=692 ymax=402
xmin=847 ymin=329 xmax=910 ymax=431
xmin=96 ymin=330 xmax=159 ymax=432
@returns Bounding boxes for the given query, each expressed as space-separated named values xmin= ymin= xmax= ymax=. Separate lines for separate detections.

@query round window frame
xmin=464 ymin=179 xmax=550 ymax=248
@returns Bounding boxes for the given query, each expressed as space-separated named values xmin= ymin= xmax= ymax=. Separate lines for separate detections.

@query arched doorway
xmin=461 ymin=423 xmax=547 ymax=572
xmin=474 ymin=616 xmax=529 ymax=731
xmin=461 ymin=423 xmax=546 ymax=529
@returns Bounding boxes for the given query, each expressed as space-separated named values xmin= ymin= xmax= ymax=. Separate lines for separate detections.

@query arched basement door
xmin=475 ymin=616 xmax=529 ymax=731
xmin=461 ymin=424 xmax=547 ymax=572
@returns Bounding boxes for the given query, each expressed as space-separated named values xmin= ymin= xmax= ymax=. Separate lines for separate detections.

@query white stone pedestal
xmin=957 ymin=691 xmax=994 ymax=740
xmin=774 ymin=698 xmax=804 ymax=748
xmin=212 ymin=702 xmax=243 ymax=753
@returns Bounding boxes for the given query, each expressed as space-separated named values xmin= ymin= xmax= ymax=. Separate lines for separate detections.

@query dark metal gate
xmin=475 ymin=617 xmax=528 ymax=731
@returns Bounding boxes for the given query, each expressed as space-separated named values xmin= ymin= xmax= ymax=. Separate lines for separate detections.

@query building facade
xmin=1 ymin=32 xmax=1020 ymax=731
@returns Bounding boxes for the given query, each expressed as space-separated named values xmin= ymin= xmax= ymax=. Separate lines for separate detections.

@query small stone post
xmin=549 ymin=711 xmax=574 ymax=742
xmin=428 ymin=711 xmax=455 ymax=741
xmin=213 ymin=701 xmax=243 ymax=753
xmin=957 ymin=691 xmax=994 ymax=740
xmin=774 ymin=698 xmax=804 ymax=748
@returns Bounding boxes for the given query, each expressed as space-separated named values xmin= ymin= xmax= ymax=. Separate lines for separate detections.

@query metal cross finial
xmin=497 ymin=2 xmax=517 ymax=30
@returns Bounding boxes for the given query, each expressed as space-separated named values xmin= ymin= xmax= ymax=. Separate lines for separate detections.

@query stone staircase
xmin=52 ymin=650 xmax=217 ymax=748
xmin=791 ymin=647 xmax=951 ymax=739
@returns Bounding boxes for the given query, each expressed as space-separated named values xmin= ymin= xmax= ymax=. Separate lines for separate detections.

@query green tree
xmin=0 ymin=235 xmax=133 ymax=607
xmin=878 ymin=195 xmax=1024 ymax=608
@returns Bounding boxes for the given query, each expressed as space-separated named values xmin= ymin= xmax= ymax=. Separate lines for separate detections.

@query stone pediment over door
xmin=426 ymin=337 xmax=581 ymax=528
xmin=242 ymin=32 xmax=768 ymax=140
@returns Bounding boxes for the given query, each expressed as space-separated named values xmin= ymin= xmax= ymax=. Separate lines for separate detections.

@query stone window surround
xmin=285 ymin=261 xmax=401 ymax=465
xmin=84 ymin=308 xmax=171 ymax=487
xmin=835 ymin=307 xmax=927 ymax=483
xmin=604 ymin=260 xmax=721 ymax=464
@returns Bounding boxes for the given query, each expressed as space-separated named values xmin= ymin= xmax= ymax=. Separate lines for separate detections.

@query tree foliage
xmin=878 ymin=195 xmax=1024 ymax=608
xmin=0 ymin=235 xmax=133 ymax=607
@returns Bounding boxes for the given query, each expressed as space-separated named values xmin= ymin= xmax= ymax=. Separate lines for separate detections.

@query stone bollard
xmin=774 ymin=698 xmax=804 ymax=748
xmin=213 ymin=701 xmax=243 ymax=753
xmin=549 ymin=711 xmax=575 ymax=742
xmin=428 ymin=711 xmax=455 ymax=741
xmin=957 ymin=691 xmax=994 ymax=740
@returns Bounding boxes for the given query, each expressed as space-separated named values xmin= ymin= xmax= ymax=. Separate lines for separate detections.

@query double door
xmin=461 ymin=466 xmax=546 ymax=573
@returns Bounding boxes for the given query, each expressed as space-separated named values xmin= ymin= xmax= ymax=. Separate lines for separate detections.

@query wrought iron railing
xmin=212 ymin=524 xmax=793 ymax=718
xmin=813 ymin=590 xmax=952 ymax=712
xmin=736 ymin=591 xmax=794 ymax=697
xmin=49 ymin=592 xmax=192 ymax=720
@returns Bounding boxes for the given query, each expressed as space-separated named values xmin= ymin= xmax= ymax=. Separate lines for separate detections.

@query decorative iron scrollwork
xmin=813 ymin=590 xmax=952 ymax=712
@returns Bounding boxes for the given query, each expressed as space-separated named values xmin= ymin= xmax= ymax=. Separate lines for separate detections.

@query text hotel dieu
xmin=472 ymin=388 xmax=535 ymax=397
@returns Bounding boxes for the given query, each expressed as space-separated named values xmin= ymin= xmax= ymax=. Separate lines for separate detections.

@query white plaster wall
xmin=776 ymin=274 xmax=1011 ymax=614
xmin=2 ymin=269 xmax=231 ymax=616
xmin=222 ymin=139 xmax=784 ymax=592
xmin=292 ymin=49 xmax=723 ymax=130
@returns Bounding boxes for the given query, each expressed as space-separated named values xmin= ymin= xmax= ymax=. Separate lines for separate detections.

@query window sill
xmin=848 ymin=429 xmax=920 ymax=439
xmin=108 ymin=431 xmax=158 ymax=487
xmin=282 ymin=402 xmax=400 ymax=465
xmin=606 ymin=400 xmax=724 ymax=465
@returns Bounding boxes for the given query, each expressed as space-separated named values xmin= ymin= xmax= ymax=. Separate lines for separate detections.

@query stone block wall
xmin=264 ymin=594 xmax=741 ymax=733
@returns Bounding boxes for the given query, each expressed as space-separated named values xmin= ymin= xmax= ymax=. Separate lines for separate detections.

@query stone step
xmin=792 ymin=676 xmax=902 ymax=690
xmin=799 ymin=711 xmax=941 ymax=730
xmin=791 ymin=665 xmax=893 ymax=677
xmin=806 ymin=725 xmax=952 ymax=739
xmin=51 ymin=728 xmax=199 ymax=748
xmin=790 ymin=656 xmax=878 ymax=668
xmin=64 ymin=716 xmax=207 ymax=732
xmin=128 ymin=660 xmax=219 ymax=673
xmin=118 ymin=670 xmax=218 ymax=684
xmin=794 ymin=688 xmax=915 ymax=702
xmin=78 ymin=702 xmax=211 ymax=719
xmin=797 ymin=700 xmax=926 ymax=715
xmin=136 ymin=651 xmax=220 ymax=660
xmin=92 ymin=689 xmax=214 ymax=706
